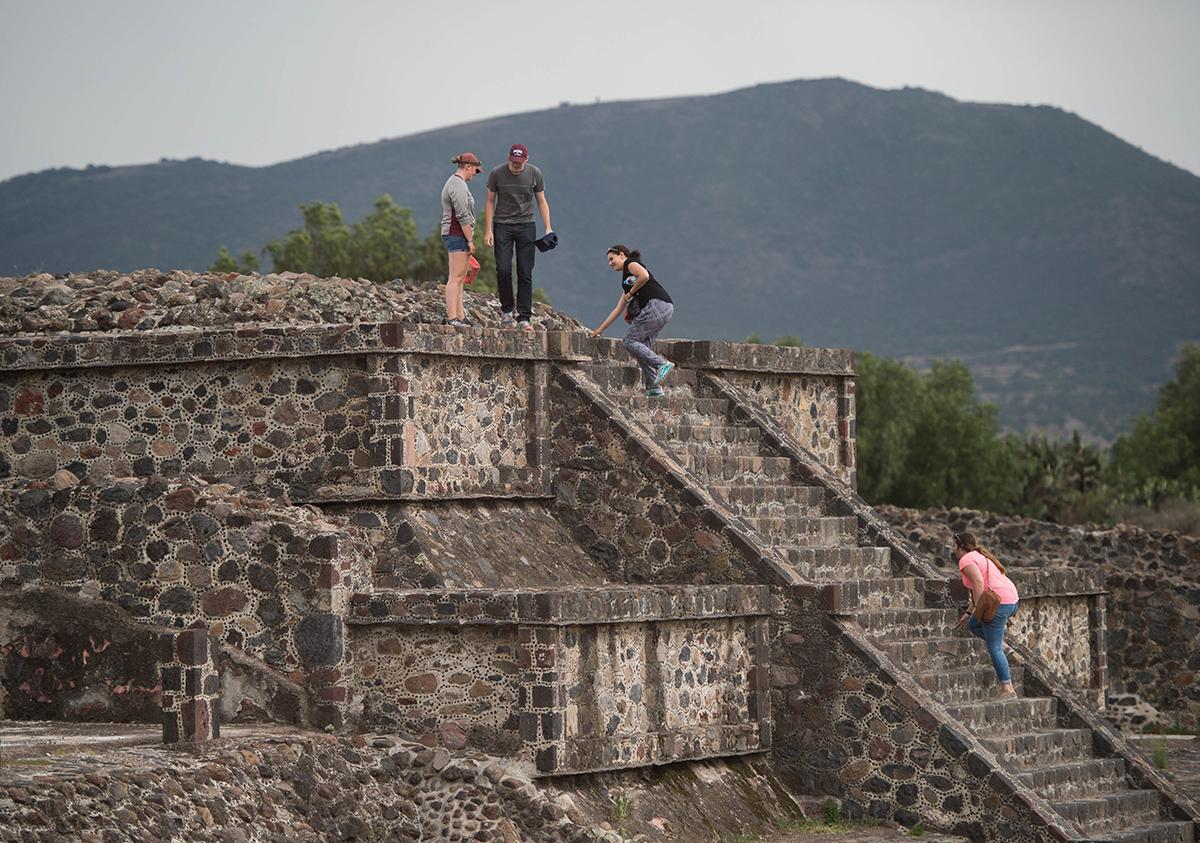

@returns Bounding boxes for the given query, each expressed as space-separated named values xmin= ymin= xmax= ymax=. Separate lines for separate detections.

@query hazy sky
xmin=2 ymin=0 xmax=1198 ymax=182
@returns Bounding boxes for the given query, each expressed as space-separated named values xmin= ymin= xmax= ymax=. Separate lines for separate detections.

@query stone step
xmin=857 ymin=608 xmax=962 ymax=640
xmin=713 ymin=484 xmax=827 ymax=517
xmin=915 ymin=666 xmax=1026 ymax=704
xmin=785 ymin=546 xmax=894 ymax=580
xmin=1101 ymin=821 xmax=1196 ymax=843
xmin=881 ymin=637 xmax=988 ymax=672
xmin=628 ymin=397 xmax=733 ymax=426
xmin=681 ymin=454 xmax=793 ymax=482
xmin=824 ymin=578 xmax=927 ymax=611
xmin=745 ymin=515 xmax=859 ymax=546
xmin=649 ymin=423 xmax=763 ymax=447
xmin=583 ymin=362 xmax=700 ymax=393
xmin=945 ymin=697 xmax=1058 ymax=735
xmin=677 ymin=440 xmax=763 ymax=458
xmin=1051 ymin=789 xmax=1163 ymax=836
xmin=980 ymin=729 xmax=1094 ymax=771
xmin=1016 ymin=758 xmax=1127 ymax=801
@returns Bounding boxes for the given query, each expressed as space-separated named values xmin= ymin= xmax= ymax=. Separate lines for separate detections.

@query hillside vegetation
xmin=2 ymin=78 xmax=1198 ymax=439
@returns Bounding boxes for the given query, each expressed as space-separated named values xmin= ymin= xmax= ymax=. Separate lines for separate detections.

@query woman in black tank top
xmin=589 ymin=244 xmax=676 ymax=397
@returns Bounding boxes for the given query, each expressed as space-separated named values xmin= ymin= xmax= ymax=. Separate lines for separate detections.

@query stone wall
xmin=1005 ymin=571 xmax=1107 ymax=708
xmin=547 ymin=365 xmax=794 ymax=587
xmin=883 ymin=505 xmax=1200 ymax=730
xmin=662 ymin=340 xmax=857 ymax=487
xmin=0 ymin=729 xmax=599 ymax=843
xmin=0 ymin=324 xmax=569 ymax=502
xmin=0 ymin=587 xmax=307 ymax=725
xmin=0 ymin=477 xmax=368 ymax=728
xmin=346 ymin=585 xmax=771 ymax=775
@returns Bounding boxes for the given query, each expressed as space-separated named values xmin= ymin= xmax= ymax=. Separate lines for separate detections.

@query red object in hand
xmin=464 ymin=255 xmax=480 ymax=285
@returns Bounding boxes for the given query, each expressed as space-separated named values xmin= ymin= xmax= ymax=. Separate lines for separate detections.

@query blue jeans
xmin=967 ymin=601 xmax=1018 ymax=683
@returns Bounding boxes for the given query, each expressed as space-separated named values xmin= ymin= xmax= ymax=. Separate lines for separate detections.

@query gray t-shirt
xmin=486 ymin=164 xmax=544 ymax=224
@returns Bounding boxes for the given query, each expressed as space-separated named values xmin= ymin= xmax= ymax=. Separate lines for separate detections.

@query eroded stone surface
xmin=0 ymin=270 xmax=585 ymax=337
xmin=0 ymin=723 xmax=596 ymax=842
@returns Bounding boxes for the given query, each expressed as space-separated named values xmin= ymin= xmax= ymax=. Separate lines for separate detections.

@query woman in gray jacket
xmin=440 ymin=153 xmax=483 ymax=326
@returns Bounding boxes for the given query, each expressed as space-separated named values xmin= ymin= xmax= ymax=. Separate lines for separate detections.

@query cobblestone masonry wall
xmin=0 ymin=477 xmax=370 ymax=729
xmin=1007 ymin=588 xmax=1101 ymax=702
xmin=0 ymin=587 xmax=308 ymax=726
xmin=0 ymin=730 xmax=603 ymax=843
xmin=346 ymin=586 xmax=771 ymax=775
xmin=352 ymin=623 xmax=521 ymax=750
xmin=883 ymin=505 xmax=1199 ymax=730
xmin=0 ymin=348 xmax=548 ymax=502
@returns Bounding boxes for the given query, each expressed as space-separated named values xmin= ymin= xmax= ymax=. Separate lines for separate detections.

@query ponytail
xmin=953 ymin=532 xmax=1007 ymax=575
xmin=607 ymin=244 xmax=643 ymax=265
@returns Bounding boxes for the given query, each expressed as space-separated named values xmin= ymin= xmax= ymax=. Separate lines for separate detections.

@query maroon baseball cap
xmin=508 ymin=144 xmax=529 ymax=164
xmin=453 ymin=152 xmax=483 ymax=173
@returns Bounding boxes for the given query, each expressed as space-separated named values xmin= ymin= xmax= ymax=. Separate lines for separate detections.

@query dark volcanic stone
xmin=48 ymin=513 xmax=85 ymax=548
xmin=295 ymin=613 xmax=344 ymax=668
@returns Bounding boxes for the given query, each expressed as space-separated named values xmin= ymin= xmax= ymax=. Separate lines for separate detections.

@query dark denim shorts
xmin=442 ymin=234 xmax=469 ymax=253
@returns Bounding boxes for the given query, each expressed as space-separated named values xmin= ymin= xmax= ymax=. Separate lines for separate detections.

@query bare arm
xmin=535 ymin=191 xmax=552 ymax=233
xmin=590 ymin=292 xmax=629 ymax=337
xmin=623 ymin=262 xmax=651 ymax=296
xmin=484 ymin=191 xmax=497 ymax=247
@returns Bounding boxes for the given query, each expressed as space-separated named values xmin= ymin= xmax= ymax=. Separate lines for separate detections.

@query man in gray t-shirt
xmin=484 ymin=143 xmax=553 ymax=329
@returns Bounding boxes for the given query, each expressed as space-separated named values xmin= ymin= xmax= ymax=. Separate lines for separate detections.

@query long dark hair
xmin=607 ymin=244 xmax=643 ymax=266
xmin=953 ymin=532 xmax=1007 ymax=575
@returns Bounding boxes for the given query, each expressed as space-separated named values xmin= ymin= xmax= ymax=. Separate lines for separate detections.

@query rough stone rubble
xmin=0 ymin=270 xmax=588 ymax=336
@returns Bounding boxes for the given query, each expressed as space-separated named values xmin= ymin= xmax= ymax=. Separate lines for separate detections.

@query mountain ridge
xmin=3 ymin=77 xmax=1198 ymax=442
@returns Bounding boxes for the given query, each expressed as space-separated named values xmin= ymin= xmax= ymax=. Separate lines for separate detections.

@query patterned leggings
xmin=622 ymin=300 xmax=674 ymax=387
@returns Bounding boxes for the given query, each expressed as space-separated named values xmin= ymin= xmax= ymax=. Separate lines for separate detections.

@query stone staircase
xmin=580 ymin=357 xmax=1195 ymax=843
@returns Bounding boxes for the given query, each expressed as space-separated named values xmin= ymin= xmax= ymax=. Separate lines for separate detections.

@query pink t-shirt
xmin=959 ymin=551 xmax=1019 ymax=604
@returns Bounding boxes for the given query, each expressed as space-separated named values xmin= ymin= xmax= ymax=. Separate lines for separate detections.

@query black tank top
xmin=622 ymin=262 xmax=672 ymax=308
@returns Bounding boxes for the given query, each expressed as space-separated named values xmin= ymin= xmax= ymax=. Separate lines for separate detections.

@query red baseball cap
xmin=453 ymin=152 xmax=483 ymax=173
xmin=508 ymin=144 xmax=529 ymax=164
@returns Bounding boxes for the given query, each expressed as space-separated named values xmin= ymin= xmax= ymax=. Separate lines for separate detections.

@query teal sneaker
xmin=645 ymin=386 xmax=665 ymax=398
xmin=652 ymin=361 xmax=675 ymax=386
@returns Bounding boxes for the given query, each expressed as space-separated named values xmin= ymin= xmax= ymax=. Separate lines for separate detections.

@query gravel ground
xmin=0 ymin=270 xmax=588 ymax=336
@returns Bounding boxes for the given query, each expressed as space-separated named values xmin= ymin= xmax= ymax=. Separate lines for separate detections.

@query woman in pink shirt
xmin=953 ymin=532 xmax=1020 ymax=699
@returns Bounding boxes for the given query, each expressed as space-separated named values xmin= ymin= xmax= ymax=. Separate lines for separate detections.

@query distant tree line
xmin=210 ymin=195 xmax=548 ymax=303
xmin=852 ymin=344 xmax=1200 ymax=525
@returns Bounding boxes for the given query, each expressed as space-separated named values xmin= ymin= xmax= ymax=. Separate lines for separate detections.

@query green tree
xmin=210 ymin=246 xmax=237 ymax=273
xmin=209 ymin=246 xmax=259 ymax=274
xmin=347 ymin=195 xmax=419 ymax=282
xmin=1110 ymin=343 xmax=1200 ymax=504
xmin=745 ymin=332 xmax=763 ymax=344
xmin=774 ymin=335 xmax=803 ymax=347
xmin=264 ymin=201 xmax=351 ymax=277
xmin=1014 ymin=431 xmax=1108 ymax=522
xmin=856 ymin=353 xmax=1021 ymax=511
xmin=409 ymin=227 xmax=448 ymax=284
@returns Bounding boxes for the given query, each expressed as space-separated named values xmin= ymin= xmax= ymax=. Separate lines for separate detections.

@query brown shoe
xmin=993 ymin=687 xmax=1017 ymax=701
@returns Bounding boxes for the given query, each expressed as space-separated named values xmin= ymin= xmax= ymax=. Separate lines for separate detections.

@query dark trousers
xmin=494 ymin=222 xmax=536 ymax=320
